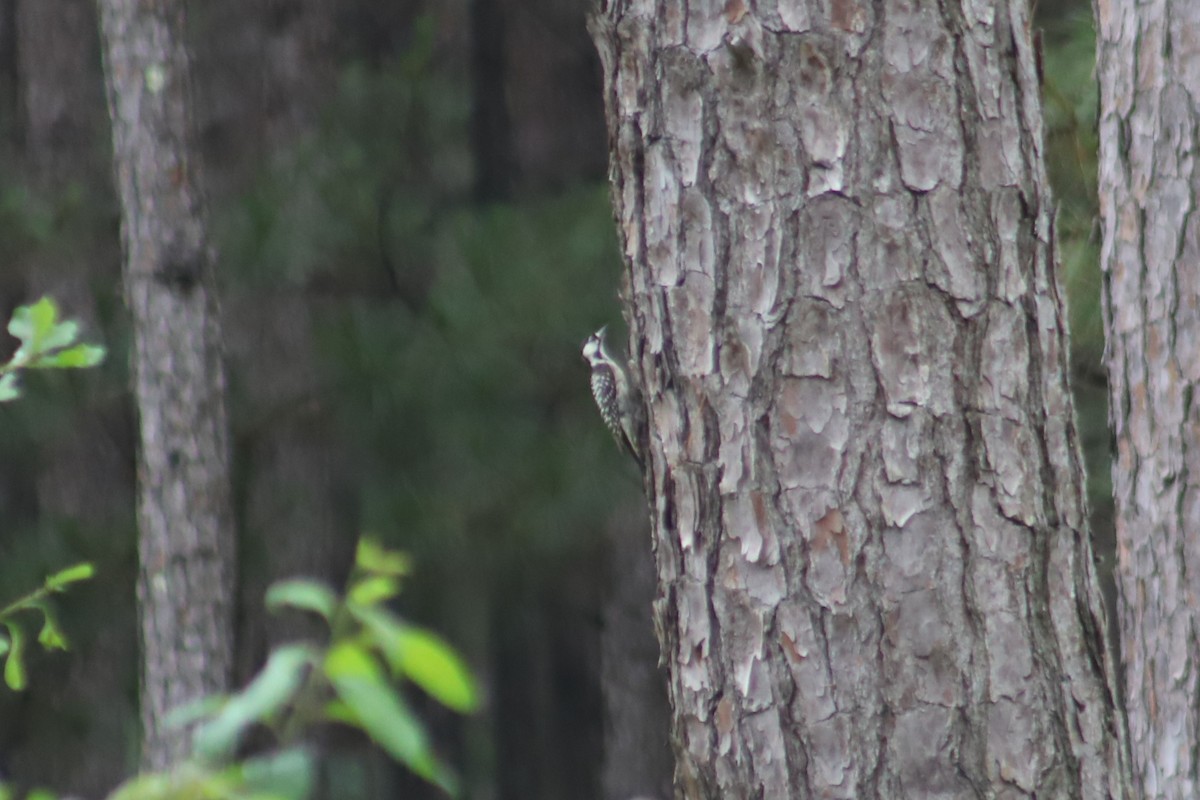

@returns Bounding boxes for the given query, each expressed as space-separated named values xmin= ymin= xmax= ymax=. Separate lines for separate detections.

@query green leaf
xmin=194 ymin=644 xmax=314 ymax=762
xmin=349 ymin=603 xmax=405 ymax=657
xmin=0 ymin=373 xmax=19 ymax=402
xmin=6 ymin=298 xmax=105 ymax=374
xmin=394 ymin=627 xmax=478 ymax=713
xmin=8 ymin=296 xmax=59 ymax=357
xmin=355 ymin=539 xmax=411 ymax=577
xmin=266 ymin=579 xmax=338 ymax=621
xmin=347 ymin=575 xmax=399 ymax=607
xmin=325 ymin=642 xmax=457 ymax=795
xmin=106 ymin=772 xmax=176 ymax=800
xmin=40 ymin=319 xmax=79 ymax=352
xmin=33 ymin=601 xmax=68 ymax=650
xmin=165 ymin=693 xmax=228 ymax=729
xmin=352 ymin=605 xmax=478 ymax=712
xmin=106 ymin=766 xmax=222 ymax=800
xmin=3 ymin=622 xmax=26 ymax=690
xmin=234 ymin=747 xmax=314 ymax=800
xmin=322 ymin=699 xmax=357 ymax=725
xmin=45 ymin=562 xmax=95 ymax=590
xmin=37 ymin=343 xmax=106 ymax=369
xmin=323 ymin=641 xmax=377 ymax=681
xmin=0 ymin=632 xmax=8 ymax=658
xmin=25 ymin=790 xmax=56 ymax=800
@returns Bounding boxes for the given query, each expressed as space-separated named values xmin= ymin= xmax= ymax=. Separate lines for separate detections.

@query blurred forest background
xmin=0 ymin=0 xmax=1105 ymax=798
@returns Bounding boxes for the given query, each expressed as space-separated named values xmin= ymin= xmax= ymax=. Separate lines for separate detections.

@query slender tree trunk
xmin=97 ymin=0 xmax=236 ymax=771
xmin=470 ymin=0 xmax=516 ymax=202
xmin=1097 ymin=1 xmax=1200 ymax=796
xmin=591 ymin=0 xmax=1133 ymax=796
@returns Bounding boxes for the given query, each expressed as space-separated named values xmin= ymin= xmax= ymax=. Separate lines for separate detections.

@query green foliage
xmin=0 ymin=562 xmax=95 ymax=691
xmin=218 ymin=17 xmax=469 ymax=292
xmin=308 ymin=187 xmax=632 ymax=575
xmin=0 ymin=296 xmax=107 ymax=403
xmin=191 ymin=644 xmax=314 ymax=763
xmin=0 ymin=560 xmax=95 ymax=691
xmin=212 ymin=50 xmax=635 ymax=796
xmin=6 ymin=538 xmax=477 ymax=800
xmin=1042 ymin=9 xmax=1103 ymax=367
xmin=212 ymin=15 xmax=632 ymax=604
xmin=0 ymin=298 xmax=104 ymax=691
xmin=219 ymin=46 xmax=633 ymax=565
xmin=1038 ymin=6 xmax=1114 ymax=513
xmin=105 ymin=750 xmax=314 ymax=800
xmin=2 ymin=541 xmax=475 ymax=799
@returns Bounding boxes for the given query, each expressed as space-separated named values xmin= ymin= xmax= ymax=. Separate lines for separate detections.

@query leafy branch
xmin=0 ymin=302 xmax=476 ymax=797
xmin=108 ymin=538 xmax=478 ymax=800
xmin=0 ymin=563 xmax=96 ymax=690
xmin=0 ymin=296 xmax=107 ymax=403
xmin=0 ymin=297 xmax=105 ymax=692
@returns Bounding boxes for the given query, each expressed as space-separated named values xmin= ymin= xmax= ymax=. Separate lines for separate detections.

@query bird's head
xmin=581 ymin=325 xmax=609 ymax=367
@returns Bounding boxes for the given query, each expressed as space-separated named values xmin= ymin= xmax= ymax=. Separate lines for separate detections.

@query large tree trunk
xmin=97 ymin=0 xmax=236 ymax=771
xmin=591 ymin=0 xmax=1132 ymax=796
xmin=1096 ymin=1 xmax=1200 ymax=796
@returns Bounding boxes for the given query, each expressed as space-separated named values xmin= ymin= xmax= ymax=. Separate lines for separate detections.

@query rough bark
xmin=1096 ymin=1 xmax=1200 ymax=796
xmin=591 ymin=0 xmax=1132 ymax=796
xmin=97 ymin=0 xmax=236 ymax=771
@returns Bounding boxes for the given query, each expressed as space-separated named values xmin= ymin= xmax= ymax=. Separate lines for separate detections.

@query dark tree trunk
xmin=16 ymin=0 xmax=105 ymax=173
xmin=493 ymin=560 xmax=604 ymax=800
xmin=600 ymin=502 xmax=673 ymax=800
xmin=591 ymin=0 xmax=1133 ymax=796
xmin=504 ymin=0 xmax=608 ymax=189
xmin=1097 ymin=0 xmax=1200 ymax=795
xmin=97 ymin=0 xmax=236 ymax=771
xmin=470 ymin=0 xmax=516 ymax=202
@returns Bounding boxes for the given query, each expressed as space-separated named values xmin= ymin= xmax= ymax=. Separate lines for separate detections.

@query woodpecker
xmin=582 ymin=325 xmax=642 ymax=467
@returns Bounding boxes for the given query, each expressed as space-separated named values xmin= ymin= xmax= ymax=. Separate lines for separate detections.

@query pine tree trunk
xmin=591 ymin=0 xmax=1133 ymax=796
xmin=1097 ymin=1 xmax=1200 ymax=796
xmin=97 ymin=0 xmax=236 ymax=771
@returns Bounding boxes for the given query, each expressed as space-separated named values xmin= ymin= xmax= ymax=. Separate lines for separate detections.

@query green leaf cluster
xmin=11 ymin=538 xmax=477 ymax=800
xmin=0 ymin=296 xmax=106 ymax=402
xmin=104 ymin=749 xmax=313 ymax=800
xmin=0 ymin=562 xmax=94 ymax=691
xmin=0 ymin=298 xmax=106 ymax=692
xmin=254 ymin=537 xmax=475 ymax=794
